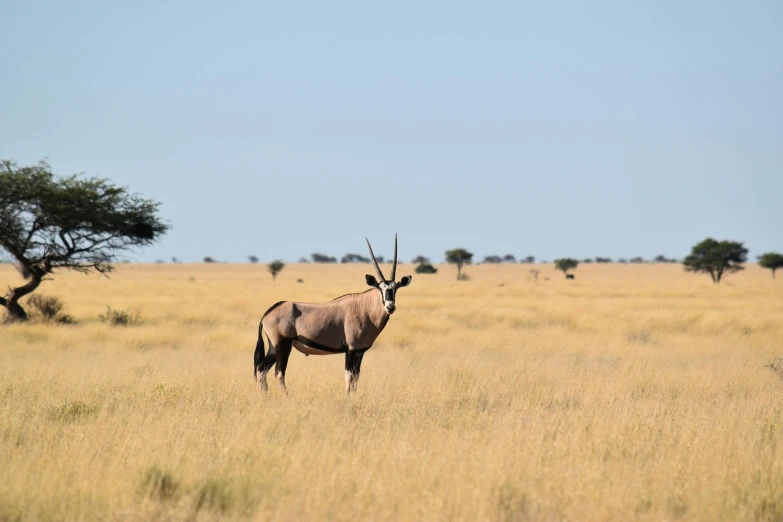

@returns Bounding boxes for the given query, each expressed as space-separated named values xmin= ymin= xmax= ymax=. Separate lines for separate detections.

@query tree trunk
xmin=0 ymin=275 xmax=43 ymax=322
xmin=773 ymin=269 xmax=776 ymax=280
xmin=457 ymin=263 xmax=462 ymax=281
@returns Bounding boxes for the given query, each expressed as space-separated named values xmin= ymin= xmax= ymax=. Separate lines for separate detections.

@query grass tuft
xmin=99 ymin=306 xmax=142 ymax=326
xmin=49 ymin=400 xmax=99 ymax=422
xmin=192 ymin=477 xmax=234 ymax=513
xmin=138 ymin=466 xmax=181 ymax=502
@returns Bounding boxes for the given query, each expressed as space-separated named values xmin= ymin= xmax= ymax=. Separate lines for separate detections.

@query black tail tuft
xmin=253 ymin=324 xmax=265 ymax=379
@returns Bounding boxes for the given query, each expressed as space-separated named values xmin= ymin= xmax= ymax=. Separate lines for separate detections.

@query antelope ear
xmin=398 ymin=275 xmax=412 ymax=288
xmin=365 ymin=274 xmax=380 ymax=288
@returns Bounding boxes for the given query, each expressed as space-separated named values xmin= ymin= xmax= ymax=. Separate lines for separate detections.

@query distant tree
xmin=482 ymin=255 xmax=503 ymax=264
xmin=171 ymin=257 xmax=179 ymax=264
xmin=758 ymin=252 xmax=783 ymax=279
xmin=248 ymin=255 xmax=259 ymax=264
xmin=617 ymin=258 xmax=628 ymax=264
xmin=653 ymin=255 xmax=667 ymax=263
xmin=503 ymin=254 xmax=517 ymax=263
xmin=595 ymin=257 xmax=612 ymax=263
xmin=411 ymin=255 xmax=430 ymax=264
xmin=298 ymin=257 xmax=310 ymax=263
xmin=554 ymin=258 xmax=579 ymax=277
xmin=523 ymin=255 xmax=535 ymax=264
xmin=155 ymin=259 xmax=165 ymax=264
xmin=445 ymin=248 xmax=473 ymax=281
xmin=376 ymin=255 xmax=386 ymax=263
xmin=0 ymin=159 xmax=168 ymax=321
xmin=341 ymin=253 xmax=370 ymax=264
xmin=683 ymin=238 xmax=748 ymax=283
xmin=311 ymin=253 xmax=337 ymax=263
xmin=415 ymin=263 xmax=438 ymax=274
xmin=268 ymin=260 xmax=285 ymax=282
xmin=203 ymin=256 xmax=216 ymax=263
xmin=629 ymin=257 xmax=645 ymax=264
xmin=582 ymin=258 xmax=593 ymax=263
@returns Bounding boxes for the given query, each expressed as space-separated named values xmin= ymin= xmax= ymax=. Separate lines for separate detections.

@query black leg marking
xmin=259 ymin=353 xmax=276 ymax=373
xmin=257 ymin=333 xmax=278 ymax=391
xmin=275 ymin=338 xmax=293 ymax=391
xmin=345 ymin=350 xmax=364 ymax=374
xmin=345 ymin=350 xmax=365 ymax=394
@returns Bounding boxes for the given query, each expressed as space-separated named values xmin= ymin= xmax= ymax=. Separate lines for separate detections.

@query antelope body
xmin=254 ymin=236 xmax=412 ymax=394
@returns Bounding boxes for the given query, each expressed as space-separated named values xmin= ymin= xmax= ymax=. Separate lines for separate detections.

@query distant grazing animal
xmin=297 ymin=279 xmax=304 ymax=283
xmin=566 ymin=274 xmax=575 ymax=280
xmin=254 ymin=235 xmax=412 ymax=394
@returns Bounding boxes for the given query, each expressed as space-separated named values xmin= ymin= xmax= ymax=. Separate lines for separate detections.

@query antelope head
xmin=365 ymin=234 xmax=412 ymax=315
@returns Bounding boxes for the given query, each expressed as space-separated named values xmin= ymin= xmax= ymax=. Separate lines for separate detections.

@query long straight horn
xmin=391 ymin=233 xmax=398 ymax=281
xmin=365 ymin=237 xmax=386 ymax=281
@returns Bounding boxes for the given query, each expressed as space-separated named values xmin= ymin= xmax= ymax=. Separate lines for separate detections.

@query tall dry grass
xmin=1 ymin=262 xmax=782 ymax=521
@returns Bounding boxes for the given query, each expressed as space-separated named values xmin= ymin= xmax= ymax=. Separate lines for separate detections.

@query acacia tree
xmin=445 ymin=248 xmax=473 ymax=281
xmin=758 ymin=252 xmax=783 ymax=279
xmin=268 ymin=260 xmax=285 ymax=282
xmin=248 ymin=255 xmax=259 ymax=264
xmin=682 ymin=238 xmax=747 ymax=283
xmin=0 ymin=160 xmax=168 ymax=321
xmin=554 ymin=258 xmax=578 ymax=277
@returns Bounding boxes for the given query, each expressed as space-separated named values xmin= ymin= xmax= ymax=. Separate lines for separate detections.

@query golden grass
xmin=1 ymin=262 xmax=782 ymax=521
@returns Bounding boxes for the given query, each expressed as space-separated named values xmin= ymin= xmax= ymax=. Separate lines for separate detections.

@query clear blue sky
xmin=2 ymin=1 xmax=781 ymax=263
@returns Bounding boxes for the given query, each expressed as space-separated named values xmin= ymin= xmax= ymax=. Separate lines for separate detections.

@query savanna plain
xmin=1 ymin=262 xmax=782 ymax=522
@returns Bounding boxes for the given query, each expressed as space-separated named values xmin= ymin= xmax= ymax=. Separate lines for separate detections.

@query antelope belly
xmin=293 ymin=340 xmax=336 ymax=356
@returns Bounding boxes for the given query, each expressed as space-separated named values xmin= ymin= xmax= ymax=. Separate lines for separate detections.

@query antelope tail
xmin=253 ymin=323 xmax=265 ymax=379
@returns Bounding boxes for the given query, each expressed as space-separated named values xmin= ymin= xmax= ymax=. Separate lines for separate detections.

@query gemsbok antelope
xmin=254 ymin=235 xmax=412 ymax=394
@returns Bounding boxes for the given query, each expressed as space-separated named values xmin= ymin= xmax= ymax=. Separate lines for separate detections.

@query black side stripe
xmin=296 ymin=336 xmax=348 ymax=354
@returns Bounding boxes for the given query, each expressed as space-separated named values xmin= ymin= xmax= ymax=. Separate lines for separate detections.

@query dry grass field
xmin=1 ymin=262 xmax=782 ymax=522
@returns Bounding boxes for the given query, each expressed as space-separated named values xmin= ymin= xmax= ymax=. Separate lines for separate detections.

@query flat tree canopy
xmin=758 ymin=252 xmax=783 ymax=279
xmin=683 ymin=238 xmax=747 ymax=283
xmin=268 ymin=260 xmax=285 ymax=281
xmin=0 ymin=160 xmax=169 ymax=321
xmin=445 ymin=248 xmax=473 ymax=281
xmin=554 ymin=258 xmax=578 ymax=276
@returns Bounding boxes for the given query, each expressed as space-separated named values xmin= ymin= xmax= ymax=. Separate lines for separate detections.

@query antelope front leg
xmin=344 ymin=349 xmax=365 ymax=395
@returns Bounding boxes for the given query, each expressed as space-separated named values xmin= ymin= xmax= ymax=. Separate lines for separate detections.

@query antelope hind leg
xmin=275 ymin=339 xmax=293 ymax=393
xmin=257 ymin=352 xmax=276 ymax=391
